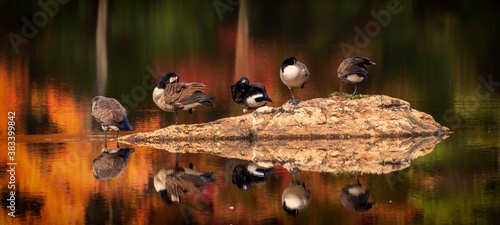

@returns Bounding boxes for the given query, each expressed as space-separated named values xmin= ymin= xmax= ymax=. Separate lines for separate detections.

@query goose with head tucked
xmin=231 ymin=76 xmax=273 ymax=113
xmin=280 ymin=57 xmax=310 ymax=105
xmin=153 ymin=72 xmax=215 ymax=125
xmin=154 ymin=161 xmax=214 ymax=205
xmin=92 ymin=142 xmax=135 ymax=180
xmin=231 ymin=160 xmax=273 ymax=191
xmin=91 ymin=96 xmax=133 ymax=145
xmin=282 ymin=169 xmax=311 ymax=216
xmin=339 ymin=174 xmax=375 ymax=212
xmin=337 ymin=56 xmax=376 ymax=95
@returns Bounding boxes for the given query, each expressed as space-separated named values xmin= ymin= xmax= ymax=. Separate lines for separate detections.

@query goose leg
xmin=354 ymin=173 xmax=360 ymax=185
xmin=289 ymin=88 xmax=299 ymax=105
xmin=174 ymin=111 xmax=178 ymax=125
xmin=352 ymin=84 xmax=358 ymax=95
xmin=103 ymin=130 xmax=109 ymax=152
xmin=115 ymin=130 xmax=119 ymax=138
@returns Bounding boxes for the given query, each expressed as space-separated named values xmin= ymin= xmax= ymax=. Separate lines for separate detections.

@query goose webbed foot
xmin=288 ymin=88 xmax=300 ymax=105
xmin=289 ymin=98 xmax=300 ymax=105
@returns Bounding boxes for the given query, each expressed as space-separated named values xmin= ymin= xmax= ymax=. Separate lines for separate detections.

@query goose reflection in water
xmin=154 ymin=154 xmax=214 ymax=205
xmin=226 ymin=159 xmax=273 ymax=191
xmin=339 ymin=174 xmax=375 ymax=212
xmin=92 ymin=142 xmax=135 ymax=180
xmin=282 ymin=169 xmax=311 ymax=216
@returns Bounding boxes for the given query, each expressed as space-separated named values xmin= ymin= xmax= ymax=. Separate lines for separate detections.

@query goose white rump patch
xmin=281 ymin=65 xmax=306 ymax=87
xmin=282 ymin=66 xmax=300 ymax=79
xmin=283 ymin=196 xmax=306 ymax=208
xmin=348 ymin=186 xmax=366 ymax=196
xmin=183 ymin=102 xmax=202 ymax=110
xmin=347 ymin=74 xmax=365 ymax=83
xmin=246 ymin=94 xmax=267 ymax=108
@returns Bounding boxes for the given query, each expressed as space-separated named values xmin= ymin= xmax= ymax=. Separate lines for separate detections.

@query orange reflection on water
xmin=0 ymin=56 xmax=29 ymax=136
xmin=45 ymin=83 xmax=90 ymax=134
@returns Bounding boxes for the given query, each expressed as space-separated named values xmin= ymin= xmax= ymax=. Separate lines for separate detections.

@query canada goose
xmin=282 ymin=170 xmax=311 ymax=215
xmin=153 ymin=72 xmax=215 ymax=125
xmin=280 ymin=57 xmax=310 ymax=105
xmin=339 ymin=175 xmax=375 ymax=212
xmin=91 ymin=96 xmax=133 ymax=144
xmin=231 ymin=77 xmax=273 ymax=113
xmin=337 ymin=56 xmax=376 ymax=95
xmin=92 ymin=143 xmax=134 ymax=180
xmin=231 ymin=160 xmax=273 ymax=191
xmin=154 ymin=162 xmax=214 ymax=204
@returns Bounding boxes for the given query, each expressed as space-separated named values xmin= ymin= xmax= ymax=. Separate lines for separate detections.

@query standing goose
xmin=280 ymin=57 xmax=310 ymax=105
xmin=153 ymin=155 xmax=214 ymax=204
xmin=91 ymin=96 xmax=133 ymax=145
xmin=337 ymin=56 xmax=376 ymax=95
xmin=231 ymin=76 xmax=273 ymax=113
xmin=338 ymin=175 xmax=375 ymax=212
xmin=92 ymin=142 xmax=135 ymax=180
xmin=153 ymin=72 xmax=215 ymax=125
xmin=281 ymin=170 xmax=311 ymax=215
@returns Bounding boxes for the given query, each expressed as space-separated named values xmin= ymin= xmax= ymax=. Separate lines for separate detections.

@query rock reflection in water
xmin=339 ymin=175 xmax=375 ymax=212
xmin=153 ymin=154 xmax=214 ymax=204
xmin=125 ymin=135 xmax=448 ymax=174
xmin=92 ymin=142 xmax=135 ymax=180
xmin=225 ymin=159 xmax=273 ymax=191
xmin=281 ymin=169 xmax=311 ymax=216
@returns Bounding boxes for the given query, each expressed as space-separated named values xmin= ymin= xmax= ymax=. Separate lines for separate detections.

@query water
xmin=1 ymin=0 xmax=499 ymax=224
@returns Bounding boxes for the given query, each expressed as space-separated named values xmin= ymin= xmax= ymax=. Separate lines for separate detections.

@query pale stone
xmin=119 ymin=95 xmax=451 ymax=174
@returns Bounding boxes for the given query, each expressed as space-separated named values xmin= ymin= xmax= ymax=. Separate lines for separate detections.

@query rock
xmin=121 ymin=95 xmax=450 ymax=142
xmin=119 ymin=95 xmax=451 ymax=174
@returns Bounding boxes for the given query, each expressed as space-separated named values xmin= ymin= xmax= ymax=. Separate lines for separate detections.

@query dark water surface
xmin=1 ymin=0 xmax=499 ymax=224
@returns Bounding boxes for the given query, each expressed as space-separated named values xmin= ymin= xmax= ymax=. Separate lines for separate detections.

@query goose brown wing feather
xmin=92 ymin=152 xmax=127 ymax=179
xmin=337 ymin=58 xmax=367 ymax=78
xmin=162 ymin=82 xmax=206 ymax=104
xmin=92 ymin=97 xmax=127 ymax=125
